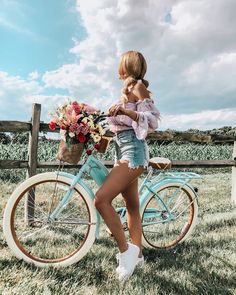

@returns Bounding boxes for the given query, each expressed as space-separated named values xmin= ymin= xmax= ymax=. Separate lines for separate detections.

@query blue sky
xmin=0 ymin=0 xmax=236 ymax=130
xmin=0 ymin=0 xmax=83 ymax=77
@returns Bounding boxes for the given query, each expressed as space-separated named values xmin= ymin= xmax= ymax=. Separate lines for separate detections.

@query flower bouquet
xmin=49 ymin=100 xmax=109 ymax=164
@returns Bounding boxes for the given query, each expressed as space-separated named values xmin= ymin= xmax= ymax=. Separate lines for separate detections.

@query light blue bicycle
xmin=3 ymin=125 xmax=201 ymax=267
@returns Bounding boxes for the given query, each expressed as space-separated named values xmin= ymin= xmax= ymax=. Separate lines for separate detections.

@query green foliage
xmin=0 ymin=133 xmax=11 ymax=144
xmin=11 ymin=132 xmax=29 ymax=144
xmin=0 ymin=134 xmax=234 ymax=182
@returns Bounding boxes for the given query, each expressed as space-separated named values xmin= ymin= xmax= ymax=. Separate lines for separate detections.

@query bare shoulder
xmin=132 ymin=81 xmax=150 ymax=100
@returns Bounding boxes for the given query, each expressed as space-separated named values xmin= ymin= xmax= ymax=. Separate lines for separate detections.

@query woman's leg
xmin=94 ymin=160 xmax=144 ymax=253
xmin=121 ymin=177 xmax=143 ymax=257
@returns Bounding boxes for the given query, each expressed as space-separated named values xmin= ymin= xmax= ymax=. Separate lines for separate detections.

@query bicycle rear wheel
xmin=141 ymin=182 xmax=198 ymax=249
xmin=3 ymin=172 xmax=97 ymax=267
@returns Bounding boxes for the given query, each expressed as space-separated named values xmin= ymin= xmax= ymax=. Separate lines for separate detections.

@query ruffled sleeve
xmin=132 ymin=98 xmax=160 ymax=140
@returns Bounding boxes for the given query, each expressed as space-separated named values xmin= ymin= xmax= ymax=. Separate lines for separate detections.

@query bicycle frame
xmin=48 ymin=154 xmax=201 ymax=238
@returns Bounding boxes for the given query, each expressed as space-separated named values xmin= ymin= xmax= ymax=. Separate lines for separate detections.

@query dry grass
xmin=0 ymin=172 xmax=235 ymax=295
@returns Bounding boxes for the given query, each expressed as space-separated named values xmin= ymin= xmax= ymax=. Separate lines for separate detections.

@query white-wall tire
xmin=140 ymin=181 xmax=198 ymax=249
xmin=3 ymin=172 xmax=97 ymax=267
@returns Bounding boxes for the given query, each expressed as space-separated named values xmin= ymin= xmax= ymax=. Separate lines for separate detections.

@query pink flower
xmin=78 ymin=133 xmax=86 ymax=143
xmin=79 ymin=122 xmax=90 ymax=135
xmin=65 ymin=109 xmax=81 ymax=125
xmin=60 ymin=124 xmax=67 ymax=130
xmin=82 ymin=103 xmax=98 ymax=114
xmin=72 ymin=101 xmax=81 ymax=115
xmin=86 ymin=149 xmax=93 ymax=155
xmin=49 ymin=121 xmax=56 ymax=131
xmin=69 ymin=123 xmax=80 ymax=133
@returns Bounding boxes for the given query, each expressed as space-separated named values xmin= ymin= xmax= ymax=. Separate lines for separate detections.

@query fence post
xmin=25 ymin=103 xmax=41 ymax=223
xmin=231 ymin=140 xmax=236 ymax=204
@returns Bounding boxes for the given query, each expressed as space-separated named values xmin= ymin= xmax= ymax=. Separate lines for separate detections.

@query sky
xmin=0 ymin=0 xmax=236 ymax=131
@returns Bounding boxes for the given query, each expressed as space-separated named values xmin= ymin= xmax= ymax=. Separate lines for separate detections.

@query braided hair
xmin=118 ymin=51 xmax=150 ymax=104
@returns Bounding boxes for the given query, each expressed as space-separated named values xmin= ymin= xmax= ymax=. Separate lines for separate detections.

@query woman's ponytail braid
xmin=121 ymin=76 xmax=137 ymax=104
xmin=121 ymin=76 xmax=150 ymax=104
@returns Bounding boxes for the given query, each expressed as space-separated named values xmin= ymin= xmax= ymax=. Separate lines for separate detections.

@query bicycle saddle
xmin=148 ymin=157 xmax=172 ymax=170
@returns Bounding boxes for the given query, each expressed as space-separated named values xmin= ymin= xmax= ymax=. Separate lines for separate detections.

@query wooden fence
xmin=0 ymin=103 xmax=236 ymax=204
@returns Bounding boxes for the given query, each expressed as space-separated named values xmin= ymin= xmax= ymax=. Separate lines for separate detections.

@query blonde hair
xmin=118 ymin=50 xmax=150 ymax=104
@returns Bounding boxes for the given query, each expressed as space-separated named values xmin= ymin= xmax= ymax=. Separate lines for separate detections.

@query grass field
xmin=0 ymin=171 xmax=235 ymax=295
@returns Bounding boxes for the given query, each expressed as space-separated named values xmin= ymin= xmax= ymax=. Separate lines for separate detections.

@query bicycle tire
xmin=3 ymin=172 xmax=97 ymax=267
xmin=140 ymin=182 xmax=198 ymax=249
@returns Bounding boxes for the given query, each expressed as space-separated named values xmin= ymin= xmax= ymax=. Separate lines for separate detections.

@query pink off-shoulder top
xmin=107 ymin=86 xmax=161 ymax=140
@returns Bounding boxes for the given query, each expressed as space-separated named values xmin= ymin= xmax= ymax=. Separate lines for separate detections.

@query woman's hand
xmin=108 ymin=104 xmax=138 ymax=121
xmin=108 ymin=104 xmax=127 ymax=117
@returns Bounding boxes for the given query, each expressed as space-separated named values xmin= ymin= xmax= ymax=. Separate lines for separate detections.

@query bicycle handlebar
xmin=93 ymin=113 xmax=110 ymax=124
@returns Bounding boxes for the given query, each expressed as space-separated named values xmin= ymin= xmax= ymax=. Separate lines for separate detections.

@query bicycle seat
xmin=148 ymin=157 xmax=172 ymax=170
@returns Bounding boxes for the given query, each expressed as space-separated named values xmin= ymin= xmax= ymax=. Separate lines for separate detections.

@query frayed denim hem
xmin=120 ymin=157 xmax=149 ymax=170
xmin=128 ymin=163 xmax=149 ymax=170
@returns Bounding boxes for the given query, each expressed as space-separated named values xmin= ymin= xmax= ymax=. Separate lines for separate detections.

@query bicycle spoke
xmin=12 ymin=178 xmax=92 ymax=262
xmin=142 ymin=185 xmax=196 ymax=249
xmin=19 ymin=225 xmax=49 ymax=240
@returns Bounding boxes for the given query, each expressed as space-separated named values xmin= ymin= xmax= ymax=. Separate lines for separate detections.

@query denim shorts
xmin=113 ymin=129 xmax=150 ymax=170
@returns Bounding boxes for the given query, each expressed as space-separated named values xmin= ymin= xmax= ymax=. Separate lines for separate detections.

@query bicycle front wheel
xmin=3 ymin=172 xmax=97 ymax=267
xmin=141 ymin=182 xmax=198 ymax=249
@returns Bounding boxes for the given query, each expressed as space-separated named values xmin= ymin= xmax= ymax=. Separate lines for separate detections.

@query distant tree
xmin=0 ymin=133 xmax=11 ymax=144
xmin=11 ymin=132 xmax=29 ymax=144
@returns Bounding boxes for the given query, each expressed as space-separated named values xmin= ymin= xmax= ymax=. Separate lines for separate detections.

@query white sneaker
xmin=116 ymin=242 xmax=140 ymax=281
xmin=136 ymin=255 xmax=145 ymax=266
xmin=116 ymin=253 xmax=144 ymax=267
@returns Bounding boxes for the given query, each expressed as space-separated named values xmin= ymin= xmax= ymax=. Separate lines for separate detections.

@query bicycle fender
xmin=56 ymin=171 xmax=101 ymax=237
xmin=139 ymin=178 xmax=197 ymax=208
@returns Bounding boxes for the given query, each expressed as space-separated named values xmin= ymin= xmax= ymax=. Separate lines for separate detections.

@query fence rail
xmin=0 ymin=103 xmax=236 ymax=204
xmin=1 ymin=121 xmax=235 ymax=143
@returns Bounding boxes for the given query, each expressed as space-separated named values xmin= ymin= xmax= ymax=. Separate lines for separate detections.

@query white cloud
xmin=161 ymin=108 xmax=236 ymax=131
xmin=40 ymin=0 xmax=236 ymax=128
xmin=24 ymin=94 xmax=75 ymax=122
xmin=0 ymin=71 xmax=42 ymax=119
xmin=0 ymin=71 xmax=68 ymax=122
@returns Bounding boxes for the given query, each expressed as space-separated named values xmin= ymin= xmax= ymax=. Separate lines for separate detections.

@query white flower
xmin=60 ymin=129 xmax=67 ymax=136
xmin=69 ymin=132 xmax=75 ymax=138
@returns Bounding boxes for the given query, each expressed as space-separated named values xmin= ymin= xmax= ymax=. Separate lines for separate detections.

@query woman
xmin=94 ymin=50 xmax=160 ymax=281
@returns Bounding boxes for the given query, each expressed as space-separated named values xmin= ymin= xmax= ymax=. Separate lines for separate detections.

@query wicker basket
xmin=56 ymin=140 xmax=84 ymax=164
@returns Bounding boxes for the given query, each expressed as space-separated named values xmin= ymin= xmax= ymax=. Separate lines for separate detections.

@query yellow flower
xmin=88 ymin=121 xmax=94 ymax=128
xmin=82 ymin=117 xmax=88 ymax=124
xmin=98 ymin=125 xmax=105 ymax=135
xmin=91 ymin=132 xmax=101 ymax=142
